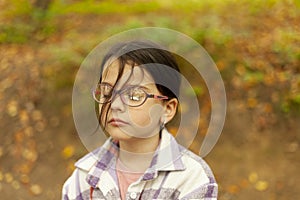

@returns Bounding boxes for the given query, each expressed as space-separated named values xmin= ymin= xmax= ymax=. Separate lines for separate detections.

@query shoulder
xmin=73 ymin=137 xmax=116 ymax=171
xmin=62 ymin=147 xmax=103 ymax=199
xmin=74 ymin=147 xmax=102 ymax=171
xmin=162 ymin=146 xmax=218 ymax=199
xmin=158 ymin=130 xmax=217 ymax=186
xmin=63 ymin=146 xmax=104 ymax=188
xmin=62 ymin=167 xmax=92 ymax=200
xmin=63 ymin=149 xmax=98 ymax=184
xmin=180 ymin=147 xmax=216 ymax=184
xmin=180 ymin=148 xmax=218 ymax=199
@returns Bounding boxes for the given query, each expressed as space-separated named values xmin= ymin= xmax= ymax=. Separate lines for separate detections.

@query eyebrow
xmin=128 ymin=84 xmax=151 ymax=92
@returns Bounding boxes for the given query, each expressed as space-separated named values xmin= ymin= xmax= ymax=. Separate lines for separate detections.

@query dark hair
xmin=97 ymin=40 xmax=181 ymax=128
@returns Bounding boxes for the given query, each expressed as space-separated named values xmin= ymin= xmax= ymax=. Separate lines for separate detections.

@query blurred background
xmin=0 ymin=0 xmax=299 ymax=199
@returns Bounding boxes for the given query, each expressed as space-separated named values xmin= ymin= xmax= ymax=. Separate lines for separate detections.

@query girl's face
xmin=99 ymin=60 xmax=165 ymax=141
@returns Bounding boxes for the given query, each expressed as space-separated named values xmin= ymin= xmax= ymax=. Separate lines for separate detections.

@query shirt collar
xmin=141 ymin=129 xmax=186 ymax=181
xmin=76 ymin=129 xmax=186 ymax=188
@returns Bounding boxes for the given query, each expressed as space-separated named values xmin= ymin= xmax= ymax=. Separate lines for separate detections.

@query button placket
xmin=126 ymin=178 xmax=146 ymax=200
xmin=129 ymin=192 xmax=137 ymax=199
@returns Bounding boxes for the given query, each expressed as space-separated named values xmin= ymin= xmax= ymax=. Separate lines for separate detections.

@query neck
xmin=118 ymin=133 xmax=160 ymax=172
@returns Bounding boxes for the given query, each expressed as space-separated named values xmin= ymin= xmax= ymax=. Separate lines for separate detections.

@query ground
xmin=1 ymin=41 xmax=299 ymax=200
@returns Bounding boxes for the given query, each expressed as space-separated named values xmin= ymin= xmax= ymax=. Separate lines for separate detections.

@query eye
xmin=101 ymin=85 xmax=112 ymax=94
xmin=126 ymin=88 xmax=145 ymax=102
xmin=94 ymin=83 xmax=113 ymax=103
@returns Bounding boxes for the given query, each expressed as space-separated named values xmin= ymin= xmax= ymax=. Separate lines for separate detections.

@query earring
xmin=160 ymin=119 xmax=166 ymax=130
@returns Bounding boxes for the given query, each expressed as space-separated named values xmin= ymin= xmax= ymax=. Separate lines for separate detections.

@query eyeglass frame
xmin=92 ymin=83 xmax=169 ymax=107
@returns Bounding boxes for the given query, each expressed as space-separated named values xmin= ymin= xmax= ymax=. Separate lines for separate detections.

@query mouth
xmin=108 ymin=118 xmax=129 ymax=127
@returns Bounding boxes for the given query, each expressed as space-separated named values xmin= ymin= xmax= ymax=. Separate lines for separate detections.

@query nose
xmin=110 ymin=94 xmax=126 ymax=112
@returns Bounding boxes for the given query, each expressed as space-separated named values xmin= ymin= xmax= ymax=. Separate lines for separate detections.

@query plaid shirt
xmin=62 ymin=129 xmax=218 ymax=200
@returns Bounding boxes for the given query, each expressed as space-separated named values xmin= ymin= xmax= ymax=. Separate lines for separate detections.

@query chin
xmin=107 ymin=127 xmax=133 ymax=141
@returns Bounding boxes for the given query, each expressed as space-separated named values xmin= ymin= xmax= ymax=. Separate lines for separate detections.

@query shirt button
xmin=130 ymin=192 xmax=137 ymax=199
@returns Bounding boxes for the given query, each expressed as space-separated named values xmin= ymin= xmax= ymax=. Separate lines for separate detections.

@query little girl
xmin=62 ymin=40 xmax=218 ymax=199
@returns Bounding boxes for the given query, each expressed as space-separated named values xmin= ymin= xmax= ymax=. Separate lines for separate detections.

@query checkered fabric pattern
xmin=62 ymin=129 xmax=218 ymax=200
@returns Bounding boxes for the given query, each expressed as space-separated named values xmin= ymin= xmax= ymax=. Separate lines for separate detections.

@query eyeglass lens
xmin=94 ymin=84 xmax=148 ymax=107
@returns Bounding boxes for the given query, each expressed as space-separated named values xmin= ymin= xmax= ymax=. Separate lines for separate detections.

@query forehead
xmin=102 ymin=59 xmax=156 ymax=87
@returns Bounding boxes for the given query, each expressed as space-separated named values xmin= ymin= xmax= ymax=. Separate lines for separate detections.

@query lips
xmin=108 ymin=118 xmax=129 ymax=126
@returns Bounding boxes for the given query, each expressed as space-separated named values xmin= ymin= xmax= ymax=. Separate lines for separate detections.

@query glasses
xmin=92 ymin=83 xmax=169 ymax=107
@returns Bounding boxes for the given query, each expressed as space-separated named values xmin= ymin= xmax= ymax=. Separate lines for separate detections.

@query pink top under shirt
xmin=116 ymin=159 xmax=144 ymax=200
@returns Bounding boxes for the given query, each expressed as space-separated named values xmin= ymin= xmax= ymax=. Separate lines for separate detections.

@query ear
xmin=162 ymin=98 xmax=178 ymax=124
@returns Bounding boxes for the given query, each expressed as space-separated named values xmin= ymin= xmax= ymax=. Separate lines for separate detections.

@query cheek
xmin=128 ymin=103 xmax=164 ymax=127
xmin=128 ymin=110 xmax=150 ymax=126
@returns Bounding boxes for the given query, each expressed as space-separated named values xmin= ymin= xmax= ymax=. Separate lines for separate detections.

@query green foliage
xmin=0 ymin=0 xmax=57 ymax=43
xmin=185 ymin=86 xmax=204 ymax=97
xmin=50 ymin=0 xmax=160 ymax=15
xmin=105 ymin=19 xmax=146 ymax=36
xmin=1 ymin=0 xmax=300 ymax=115
xmin=0 ymin=23 xmax=33 ymax=43
xmin=291 ymin=94 xmax=300 ymax=104
xmin=272 ymin=28 xmax=300 ymax=62
xmin=0 ymin=0 xmax=32 ymax=43
xmin=4 ymin=0 xmax=33 ymax=17
xmin=243 ymin=71 xmax=265 ymax=84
